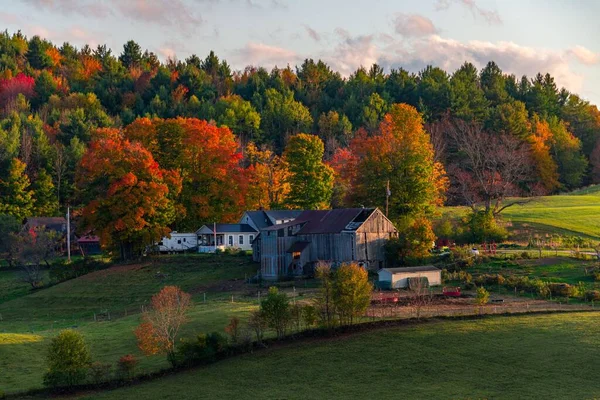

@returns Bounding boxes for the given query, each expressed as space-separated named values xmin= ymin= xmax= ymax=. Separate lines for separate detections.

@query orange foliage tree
xmin=529 ymin=117 xmax=559 ymax=193
xmin=333 ymin=104 xmax=447 ymax=222
xmin=77 ymin=129 xmax=182 ymax=260
xmin=245 ymin=142 xmax=290 ymax=209
xmin=123 ymin=118 xmax=248 ymax=230
xmin=135 ymin=286 xmax=191 ymax=366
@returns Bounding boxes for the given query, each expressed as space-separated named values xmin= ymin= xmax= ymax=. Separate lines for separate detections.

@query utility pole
xmin=385 ymin=180 xmax=391 ymax=217
xmin=66 ymin=205 xmax=71 ymax=262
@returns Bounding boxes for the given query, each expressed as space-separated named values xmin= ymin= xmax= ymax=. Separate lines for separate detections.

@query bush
xmin=547 ymin=283 xmax=576 ymax=298
xmin=88 ymin=362 xmax=112 ymax=384
xmin=448 ymin=247 xmax=477 ymax=270
xmin=462 ymin=210 xmax=508 ymax=243
xmin=177 ymin=332 xmax=228 ymax=366
xmin=49 ymin=258 xmax=108 ymax=283
xmin=593 ymin=271 xmax=600 ymax=282
xmin=117 ymin=354 xmax=138 ymax=380
xmin=224 ymin=317 xmax=241 ymax=344
xmin=43 ymin=329 xmax=91 ymax=389
xmin=585 ymin=290 xmax=600 ymax=301
xmin=476 ymin=287 xmax=490 ymax=305
xmin=520 ymin=251 xmax=532 ymax=259
xmin=474 ymin=274 xmax=505 ymax=286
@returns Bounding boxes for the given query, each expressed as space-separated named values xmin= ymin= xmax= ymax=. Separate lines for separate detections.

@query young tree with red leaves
xmin=77 ymin=129 xmax=182 ymax=260
xmin=135 ymin=286 xmax=191 ymax=366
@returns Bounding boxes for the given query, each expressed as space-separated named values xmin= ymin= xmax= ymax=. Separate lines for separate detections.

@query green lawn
xmin=441 ymin=185 xmax=600 ymax=241
xmin=0 ymin=254 xmax=261 ymax=394
xmin=79 ymin=312 xmax=600 ymax=400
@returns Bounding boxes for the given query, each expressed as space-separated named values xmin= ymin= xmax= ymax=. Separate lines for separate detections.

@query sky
xmin=3 ymin=0 xmax=600 ymax=105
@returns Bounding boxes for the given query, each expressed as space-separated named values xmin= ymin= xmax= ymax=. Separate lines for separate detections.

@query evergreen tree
xmin=0 ymin=158 xmax=34 ymax=220
xmin=32 ymin=169 xmax=58 ymax=216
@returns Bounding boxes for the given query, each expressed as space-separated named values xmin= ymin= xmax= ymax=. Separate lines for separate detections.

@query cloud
xmin=325 ymin=34 xmax=379 ymax=76
xmin=393 ymin=13 xmax=438 ymax=37
xmin=19 ymin=0 xmax=203 ymax=34
xmin=304 ymin=25 xmax=321 ymax=42
xmin=568 ymin=45 xmax=599 ymax=66
xmin=436 ymin=0 xmax=502 ymax=25
xmin=232 ymin=42 xmax=300 ymax=67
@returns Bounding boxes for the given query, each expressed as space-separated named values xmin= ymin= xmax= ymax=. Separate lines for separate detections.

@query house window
xmin=293 ymin=251 xmax=300 ymax=260
xmin=228 ymin=235 xmax=233 ymax=246
xmin=249 ymin=235 xmax=254 ymax=242
xmin=158 ymin=241 xmax=163 ymax=246
xmin=183 ymin=238 xmax=186 ymax=242
xmin=177 ymin=239 xmax=181 ymax=244
xmin=239 ymin=235 xmax=244 ymax=245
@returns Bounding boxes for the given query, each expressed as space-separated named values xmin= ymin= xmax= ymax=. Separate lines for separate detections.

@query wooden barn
xmin=259 ymin=208 xmax=398 ymax=280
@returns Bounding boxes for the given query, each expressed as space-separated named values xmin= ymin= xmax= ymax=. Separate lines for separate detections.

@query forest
xmin=0 ymin=30 xmax=599 ymax=257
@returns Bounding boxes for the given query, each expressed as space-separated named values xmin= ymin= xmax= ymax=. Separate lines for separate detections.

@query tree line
xmin=1 ymin=31 xmax=600 ymax=257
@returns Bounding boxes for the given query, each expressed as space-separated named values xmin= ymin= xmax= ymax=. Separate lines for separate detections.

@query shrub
xmin=206 ymin=332 xmax=228 ymax=355
xmin=247 ymin=310 xmax=267 ymax=343
xmin=476 ymin=287 xmax=490 ymax=305
xmin=43 ymin=329 xmax=91 ymax=389
xmin=224 ymin=317 xmax=241 ymax=344
xmin=302 ymin=304 xmax=318 ymax=328
xmin=585 ymin=290 xmax=600 ymax=301
xmin=593 ymin=271 xmax=600 ymax=282
xmin=260 ymin=287 xmax=291 ymax=339
xmin=462 ymin=210 xmax=508 ymax=243
xmin=49 ymin=258 xmax=108 ymax=283
xmin=448 ymin=247 xmax=477 ymax=270
xmin=520 ymin=251 xmax=532 ymax=259
xmin=547 ymin=283 xmax=576 ymax=298
xmin=117 ymin=354 xmax=138 ymax=380
xmin=177 ymin=333 xmax=209 ymax=366
xmin=474 ymin=274 xmax=505 ymax=286
xmin=88 ymin=362 xmax=112 ymax=384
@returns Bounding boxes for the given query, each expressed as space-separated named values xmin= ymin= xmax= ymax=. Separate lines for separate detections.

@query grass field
xmin=78 ymin=312 xmax=600 ymax=400
xmin=441 ymin=185 xmax=600 ymax=241
xmin=0 ymin=254 xmax=261 ymax=394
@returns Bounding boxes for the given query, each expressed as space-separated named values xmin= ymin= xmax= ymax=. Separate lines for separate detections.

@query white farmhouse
xmin=196 ymin=223 xmax=257 ymax=253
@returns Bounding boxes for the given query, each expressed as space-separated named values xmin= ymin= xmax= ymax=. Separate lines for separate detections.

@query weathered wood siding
xmin=355 ymin=209 xmax=398 ymax=269
xmin=260 ymin=230 xmax=297 ymax=279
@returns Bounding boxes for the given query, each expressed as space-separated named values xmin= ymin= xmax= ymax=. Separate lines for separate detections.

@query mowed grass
xmin=441 ymin=186 xmax=600 ymax=241
xmin=0 ymin=254 xmax=260 ymax=394
xmin=81 ymin=312 xmax=600 ymax=400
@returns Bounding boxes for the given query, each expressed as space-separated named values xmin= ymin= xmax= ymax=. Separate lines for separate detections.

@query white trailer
xmin=157 ymin=232 xmax=198 ymax=253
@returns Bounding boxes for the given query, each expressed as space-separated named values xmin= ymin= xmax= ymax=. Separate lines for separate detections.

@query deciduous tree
xmin=77 ymin=129 xmax=181 ymax=260
xmin=284 ymin=133 xmax=333 ymax=209
xmin=332 ymin=263 xmax=372 ymax=325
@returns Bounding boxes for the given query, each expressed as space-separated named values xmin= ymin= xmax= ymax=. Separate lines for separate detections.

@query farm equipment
xmin=371 ymin=293 xmax=399 ymax=305
xmin=442 ymin=287 xmax=461 ymax=297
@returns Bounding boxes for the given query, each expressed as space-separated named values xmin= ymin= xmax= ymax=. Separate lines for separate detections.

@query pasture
xmin=441 ymin=185 xmax=600 ymax=241
xmin=0 ymin=254 xmax=261 ymax=394
xmin=80 ymin=312 xmax=600 ymax=400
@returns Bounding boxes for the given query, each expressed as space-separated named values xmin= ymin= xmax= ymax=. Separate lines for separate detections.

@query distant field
xmin=0 ymin=254 xmax=261 ymax=394
xmin=81 ymin=312 xmax=600 ymax=400
xmin=441 ymin=185 xmax=600 ymax=241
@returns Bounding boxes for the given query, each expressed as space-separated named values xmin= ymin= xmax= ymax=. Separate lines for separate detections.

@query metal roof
xmin=296 ymin=208 xmax=373 ymax=234
xmin=380 ymin=266 xmax=440 ymax=274
xmin=242 ymin=210 xmax=304 ymax=230
xmin=261 ymin=208 xmax=377 ymax=234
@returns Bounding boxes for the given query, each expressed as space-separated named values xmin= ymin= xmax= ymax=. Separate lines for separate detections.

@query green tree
xmin=332 ymin=263 xmax=372 ymax=325
xmin=213 ymin=95 xmax=261 ymax=144
xmin=0 ymin=214 xmax=19 ymax=265
xmin=119 ymin=40 xmax=142 ymax=69
xmin=479 ymin=61 xmax=508 ymax=107
xmin=314 ymin=262 xmax=336 ymax=329
xmin=317 ymin=110 xmax=353 ymax=145
xmin=450 ymin=62 xmax=489 ymax=122
xmin=260 ymin=287 xmax=291 ymax=339
xmin=488 ymin=100 xmax=530 ymax=139
xmin=32 ymin=169 xmax=58 ymax=216
xmin=33 ymin=71 xmax=57 ymax=108
xmin=43 ymin=330 xmax=91 ymax=388
xmin=284 ymin=133 xmax=334 ymax=209
xmin=259 ymin=88 xmax=313 ymax=150
xmin=0 ymin=158 xmax=34 ymax=220
xmin=361 ymin=92 xmax=389 ymax=133
xmin=548 ymin=117 xmax=588 ymax=189
xmin=26 ymin=36 xmax=52 ymax=69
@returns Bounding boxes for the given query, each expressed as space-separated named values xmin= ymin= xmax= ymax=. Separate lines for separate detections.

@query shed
xmin=378 ymin=266 xmax=441 ymax=289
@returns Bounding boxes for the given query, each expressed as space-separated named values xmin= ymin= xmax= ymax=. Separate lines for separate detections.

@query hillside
xmin=0 ymin=254 xmax=260 ymax=394
xmin=80 ymin=312 xmax=600 ymax=400
xmin=441 ymin=185 xmax=600 ymax=242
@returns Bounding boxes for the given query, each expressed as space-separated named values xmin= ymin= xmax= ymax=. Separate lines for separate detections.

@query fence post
xmin=94 ymin=313 xmax=96 ymax=322
xmin=231 ymin=295 xmax=234 ymax=303
xmin=204 ymin=293 xmax=206 ymax=303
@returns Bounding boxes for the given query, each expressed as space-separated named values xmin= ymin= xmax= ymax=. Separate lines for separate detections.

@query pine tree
xmin=33 ymin=169 xmax=58 ymax=216
xmin=0 ymin=158 xmax=34 ymax=220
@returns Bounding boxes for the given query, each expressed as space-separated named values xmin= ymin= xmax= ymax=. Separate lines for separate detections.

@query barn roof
xmin=380 ymin=266 xmax=440 ymax=274
xmin=260 ymin=208 xmax=378 ymax=234
xmin=243 ymin=210 xmax=304 ymax=230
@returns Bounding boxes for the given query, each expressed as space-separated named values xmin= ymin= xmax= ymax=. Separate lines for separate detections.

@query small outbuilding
xmin=378 ymin=266 xmax=441 ymax=289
